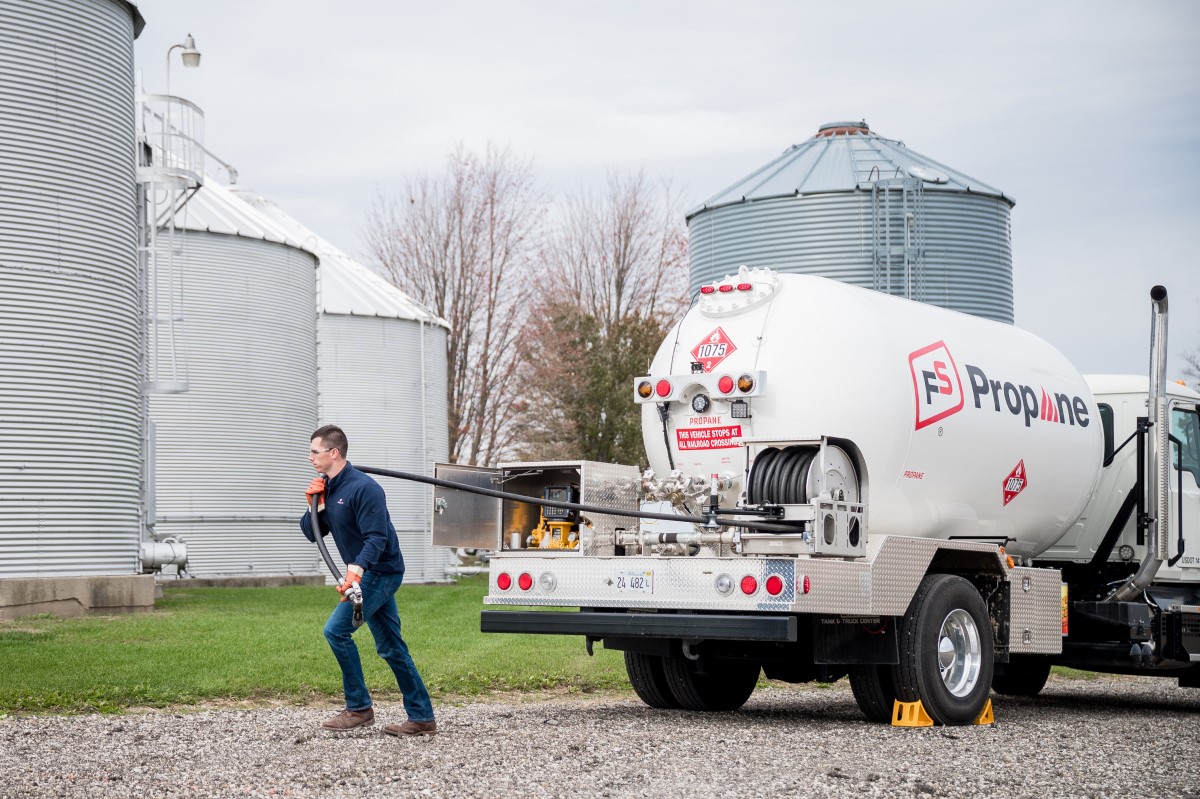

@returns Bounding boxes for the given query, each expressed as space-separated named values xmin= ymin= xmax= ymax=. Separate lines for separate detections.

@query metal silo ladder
xmin=871 ymin=176 xmax=925 ymax=302
xmin=135 ymin=92 xmax=206 ymax=396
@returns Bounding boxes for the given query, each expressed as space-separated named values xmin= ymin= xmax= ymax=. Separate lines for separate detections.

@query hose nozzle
xmin=347 ymin=585 xmax=364 ymax=627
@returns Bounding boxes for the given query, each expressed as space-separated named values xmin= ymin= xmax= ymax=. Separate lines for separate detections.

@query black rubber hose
xmin=657 ymin=403 xmax=675 ymax=471
xmin=310 ymin=483 xmax=363 ymax=627
xmin=310 ymin=490 xmax=342 ymax=582
xmin=357 ymin=464 xmax=804 ymax=534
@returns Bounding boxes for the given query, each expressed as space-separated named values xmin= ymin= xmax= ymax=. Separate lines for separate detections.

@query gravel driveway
xmin=1 ymin=674 xmax=1197 ymax=799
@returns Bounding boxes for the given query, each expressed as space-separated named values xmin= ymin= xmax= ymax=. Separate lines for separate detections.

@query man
xmin=300 ymin=424 xmax=437 ymax=736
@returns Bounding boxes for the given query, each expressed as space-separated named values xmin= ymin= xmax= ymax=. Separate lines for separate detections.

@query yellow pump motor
xmin=529 ymin=514 xmax=577 ymax=549
xmin=527 ymin=485 xmax=580 ymax=549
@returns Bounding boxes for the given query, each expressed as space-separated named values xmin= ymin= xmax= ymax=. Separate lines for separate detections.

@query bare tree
xmin=1184 ymin=348 xmax=1200 ymax=390
xmin=366 ymin=144 xmax=541 ymax=465
xmin=540 ymin=170 xmax=688 ymax=332
xmin=513 ymin=170 xmax=689 ymax=463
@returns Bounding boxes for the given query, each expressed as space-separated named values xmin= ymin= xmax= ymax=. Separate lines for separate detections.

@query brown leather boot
xmin=321 ymin=708 xmax=375 ymax=730
xmin=383 ymin=720 xmax=438 ymax=736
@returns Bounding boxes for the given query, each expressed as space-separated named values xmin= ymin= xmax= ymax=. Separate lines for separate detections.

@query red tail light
xmin=655 ymin=379 xmax=672 ymax=398
xmin=765 ymin=575 xmax=784 ymax=596
xmin=740 ymin=575 xmax=758 ymax=595
xmin=496 ymin=572 xmax=512 ymax=591
xmin=518 ymin=573 xmax=533 ymax=591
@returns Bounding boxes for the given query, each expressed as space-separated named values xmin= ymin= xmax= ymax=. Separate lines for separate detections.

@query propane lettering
xmin=963 ymin=364 xmax=1090 ymax=429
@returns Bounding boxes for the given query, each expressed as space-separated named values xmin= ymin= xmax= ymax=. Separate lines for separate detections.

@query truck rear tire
xmin=662 ymin=655 xmax=759 ymax=711
xmin=991 ymin=654 xmax=1051 ymax=696
xmin=893 ymin=574 xmax=994 ymax=726
xmin=849 ymin=665 xmax=897 ymax=723
xmin=624 ymin=651 xmax=683 ymax=709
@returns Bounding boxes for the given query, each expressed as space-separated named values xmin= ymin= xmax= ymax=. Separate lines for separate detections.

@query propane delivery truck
xmin=423 ymin=268 xmax=1200 ymax=725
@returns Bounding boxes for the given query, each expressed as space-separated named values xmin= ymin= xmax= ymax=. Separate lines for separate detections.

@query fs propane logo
xmin=908 ymin=341 xmax=1092 ymax=431
xmin=909 ymin=341 xmax=964 ymax=430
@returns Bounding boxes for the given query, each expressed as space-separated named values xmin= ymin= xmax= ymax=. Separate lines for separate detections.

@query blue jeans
xmin=322 ymin=570 xmax=435 ymax=722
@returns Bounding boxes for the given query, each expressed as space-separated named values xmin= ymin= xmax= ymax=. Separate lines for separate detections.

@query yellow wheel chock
xmin=890 ymin=698 xmax=995 ymax=727
xmin=891 ymin=699 xmax=934 ymax=727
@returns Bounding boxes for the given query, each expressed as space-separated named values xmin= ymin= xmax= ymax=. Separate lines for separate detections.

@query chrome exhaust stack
xmin=1108 ymin=285 xmax=1170 ymax=602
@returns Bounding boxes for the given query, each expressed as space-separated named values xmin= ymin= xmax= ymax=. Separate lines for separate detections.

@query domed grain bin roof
xmin=173 ymin=180 xmax=306 ymax=248
xmin=689 ymin=120 xmax=1013 ymax=220
xmin=232 ymin=189 xmax=448 ymax=327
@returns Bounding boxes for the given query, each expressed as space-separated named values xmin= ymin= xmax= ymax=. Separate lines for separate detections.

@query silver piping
xmin=1107 ymin=285 xmax=1169 ymax=602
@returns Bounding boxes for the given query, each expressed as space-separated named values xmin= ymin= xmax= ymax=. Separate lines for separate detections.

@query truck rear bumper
xmin=481 ymin=609 xmax=798 ymax=642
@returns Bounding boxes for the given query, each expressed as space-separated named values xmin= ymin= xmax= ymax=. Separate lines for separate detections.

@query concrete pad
xmin=0 ymin=575 xmax=157 ymax=621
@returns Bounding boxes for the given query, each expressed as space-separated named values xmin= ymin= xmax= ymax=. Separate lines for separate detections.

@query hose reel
xmin=747 ymin=444 xmax=860 ymax=505
xmin=745 ymin=443 xmax=865 ymax=555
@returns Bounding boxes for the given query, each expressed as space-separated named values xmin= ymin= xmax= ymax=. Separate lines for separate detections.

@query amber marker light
xmin=737 ymin=374 xmax=755 ymax=393
xmin=637 ymin=380 xmax=653 ymax=399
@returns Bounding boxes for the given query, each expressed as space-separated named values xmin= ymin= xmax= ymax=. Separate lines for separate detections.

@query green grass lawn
xmin=0 ymin=575 xmax=628 ymax=715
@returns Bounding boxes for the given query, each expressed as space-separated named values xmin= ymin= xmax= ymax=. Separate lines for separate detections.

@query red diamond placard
xmin=691 ymin=327 xmax=737 ymax=372
xmin=1002 ymin=459 xmax=1028 ymax=506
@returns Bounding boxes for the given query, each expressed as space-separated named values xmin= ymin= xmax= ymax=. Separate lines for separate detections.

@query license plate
xmin=614 ymin=570 xmax=654 ymax=593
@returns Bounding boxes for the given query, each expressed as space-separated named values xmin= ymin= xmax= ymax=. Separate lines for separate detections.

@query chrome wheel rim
xmin=937 ymin=608 xmax=982 ymax=698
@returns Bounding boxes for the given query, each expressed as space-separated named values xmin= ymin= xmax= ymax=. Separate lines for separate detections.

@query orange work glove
xmin=304 ymin=477 xmax=326 ymax=508
xmin=337 ymin=565 xmax=364 ymax=601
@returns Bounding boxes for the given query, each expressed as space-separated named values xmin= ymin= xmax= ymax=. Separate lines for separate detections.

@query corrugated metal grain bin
xmin=0 ymin=0 xmax=147 ymax=577
xmin=148 ymin=182 xmax=323 ymax=576
xmin=237 ymin=191 xmax=455 ymax=583
xmin=688 ymin=121 xmax=1015 ymax=323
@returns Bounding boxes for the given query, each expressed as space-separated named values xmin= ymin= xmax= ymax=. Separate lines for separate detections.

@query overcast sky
xmin=131 ymin=1 xmax=1200 ymax=382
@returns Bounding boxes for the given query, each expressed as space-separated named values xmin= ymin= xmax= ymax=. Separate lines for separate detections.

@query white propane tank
xmin=639 ymin=269 xmax=1105 ymax=558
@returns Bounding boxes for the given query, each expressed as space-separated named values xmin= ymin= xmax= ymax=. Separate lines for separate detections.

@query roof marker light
xmin=700 ymin=286 xmax=716 ymax=295
xmin=736 ymin=283 xmax=753 ymax=291
xmin=718 ymin=284 xmax=734 ymax=293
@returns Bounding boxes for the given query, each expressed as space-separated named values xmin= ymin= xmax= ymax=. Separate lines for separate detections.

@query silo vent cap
xmin=816 ymin=120 xmax=870 ymax=137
